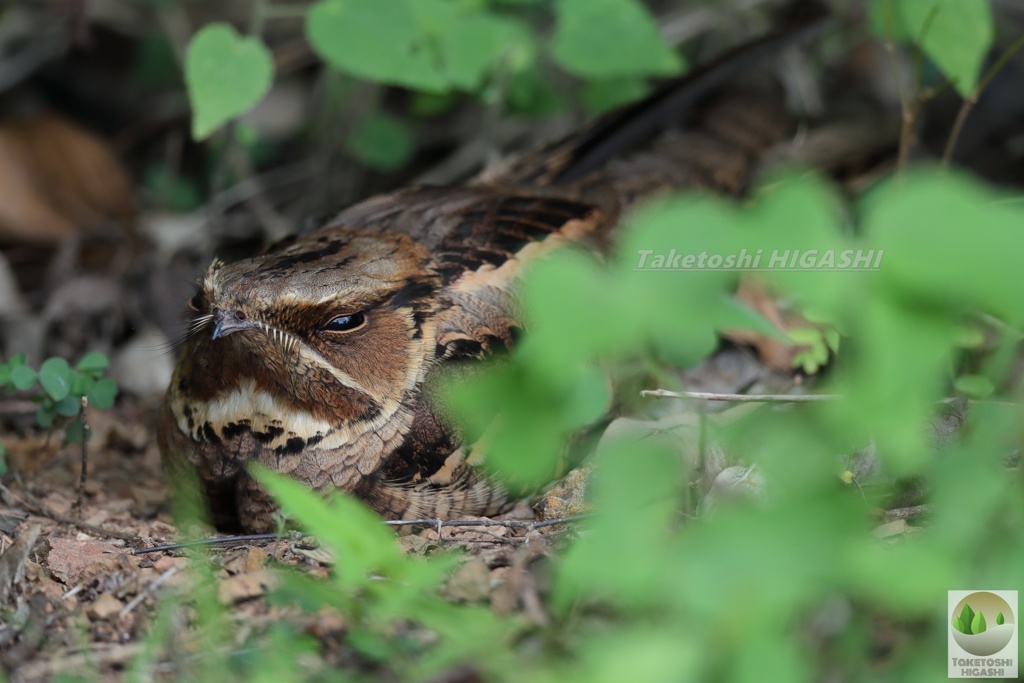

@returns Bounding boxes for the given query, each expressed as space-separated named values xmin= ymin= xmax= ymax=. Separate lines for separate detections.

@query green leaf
xmin=65 ymin=419 xmax=85 ymax=444
xmin=442 ymin=14 xmax=530 ymax=91
xmin=9 ymin=353 xmax=26 ymax=367
xmin=69 ymin=372 xmax=90 ymax=398
xmin=145 ymin=165 xmax=203 ymax=212
xmin=997 ymin=611 xmax=1004 ymax=625
xmin=581 ymin=77 xmax=649 ymax=114
xmin=551 ymin=0 xmax=683 ymax=79
xmin=824 ymin=328 xmax=841 ymax=353
xmin=865 ymin=172 xmax=1024 ymax=322
xmin=36 ymin=404 xmax=56 ymax=429
xmin=307 ymin=0 xmax=447 ymax=92
xmin=867 ymin=0 xmax=912 ymax=41
xmin=413 ymin=2 xmax=532 ymax=92
xmin=185 ymin=23 xmax=274 ymax=140
xmin=953 ymin=615 xmax=964 ymax=633
xmin=953 ymin=325 xmax=985 ymax=348
xmin=54 ymin=395 xmax=81 ymax=418
xmin=39 ymin=358 xmax=71 ymax=402
xmin=507 ymin=65 xmax=566 ymax=116
xmin=410 ymin=91 xmax=457 ymax=117
xmin=896 ymin=0 xmax=994 ymax=97
xmin=971 ymin=609 xmax=986 ymax=635
xmin=253 ymin=467 xmax=404 ymax=590
xmin=11 ymin=365 xmax=37 ymax=391
xmin=86 ymin=378 xmax=118 ymax=410
xmin=75 ymin=351 xmax=110 ymax=374
xmin=347 ymin=114 xmax=415 ymax=171
xmin=954 ymin=374 xmax=995 ymax=398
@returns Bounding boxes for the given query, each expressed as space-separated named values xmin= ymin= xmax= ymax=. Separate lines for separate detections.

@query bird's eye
xmin=188 ymin=291 xmax=206 ymax=313
xmin=322 ymin=312 xmax=365 ymax=332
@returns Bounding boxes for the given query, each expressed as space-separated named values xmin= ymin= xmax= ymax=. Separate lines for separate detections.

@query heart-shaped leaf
xmin=55 ymin=394 xmax=82 ymax=418
xmin=39 ymin=357 xmax=71 ymax=402
xmin=552 ymin=0 xmax=683 ymax=79
xmin=899 ymin=0 xmax=993 ymax=97
xmin=76 ymin=351 xmax=110 ymax=374
xmin=10 ymin=364 xmax=37 ymax=391
xmin=186 ymin=23 xmax=274 ymax=140
xmin=86 ymin=378 xmax=118 ymax=410
xmin=307 ymin=0 xmax=447 ymax=92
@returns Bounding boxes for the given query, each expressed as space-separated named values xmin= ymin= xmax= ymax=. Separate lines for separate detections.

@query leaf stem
xmin=943 ymin=34 xmax=1024 ymax=167
xmin=75 ymin=396 xmax=89 ymax=518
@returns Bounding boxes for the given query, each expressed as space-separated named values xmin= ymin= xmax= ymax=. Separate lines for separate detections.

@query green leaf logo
xmin=957 ymin=604 xmax=975 ymax=634
xmin=997 ymin=612 xmax=1005 ymax=626
xmin=971 ymin=610 xmax=987 ymax=635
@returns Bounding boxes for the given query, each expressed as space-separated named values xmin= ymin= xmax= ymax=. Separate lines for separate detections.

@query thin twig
xmin=383 ymin=515 xmax=592 ymax=532
xmin=129 ymin=515 xmax=591 ymax=555
xmin=641 ymin=389 xmax=840 ymax=402
xmin=909 ymin=6 xmax=940 ymax=97
xmin=881 ymin=0 xmax=914 ymax=172
xmin=75 ymin=396 xmax=89 ymax=517
xmin=642 ymin=390 xmax=1021 ymax=407
xmin=130 ymin=533 xmax=286 ymax=556
xmin=942 ymin=34 xmax=1024 ymax=167
xmin=883 ymin=504 xmax=930 ymax=522
xmin=120 ymin=566 xmax=181 ymax=618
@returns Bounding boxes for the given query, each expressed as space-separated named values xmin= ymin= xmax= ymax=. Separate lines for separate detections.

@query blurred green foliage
xmin=867 ymin=0 xmax=994 ymax=97
xmin=0 ymin=351 xmax=117 ymax=469
xmin=184 ymin=0 xmax=687 ymax=166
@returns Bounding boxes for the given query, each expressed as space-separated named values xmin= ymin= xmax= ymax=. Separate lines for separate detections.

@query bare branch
xmin=640 ymin=389 xmax=839 ymax=402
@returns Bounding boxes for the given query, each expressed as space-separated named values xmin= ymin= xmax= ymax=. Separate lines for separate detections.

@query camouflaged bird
xmin=159 ymin=15 xmax=827 ymax=532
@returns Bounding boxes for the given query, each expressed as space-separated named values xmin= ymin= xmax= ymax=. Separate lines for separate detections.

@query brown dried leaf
xmin=534 ymin=466 xmax=593 ymax=520
xmin=4 ymin=436 xmax=61 ymax=476
xmin=218 ymin=569 xmax=278 ymax=605
xmin=0 ymin=113 xmax=135 ymax=244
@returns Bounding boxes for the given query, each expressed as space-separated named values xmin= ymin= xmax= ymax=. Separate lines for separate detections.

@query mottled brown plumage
xmin=159 ymin=15 xmax=826 ymax=532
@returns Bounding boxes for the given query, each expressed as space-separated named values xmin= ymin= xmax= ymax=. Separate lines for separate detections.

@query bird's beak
xmin=212 ymin=309 xmax=252 ymax=340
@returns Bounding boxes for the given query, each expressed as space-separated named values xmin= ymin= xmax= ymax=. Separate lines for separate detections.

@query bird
xmin=158 ymin=11 xmax=829 ymax=533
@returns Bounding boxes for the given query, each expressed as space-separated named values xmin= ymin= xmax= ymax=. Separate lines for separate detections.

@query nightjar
xmin=159 ymin=14 xmax=827 ymax=532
